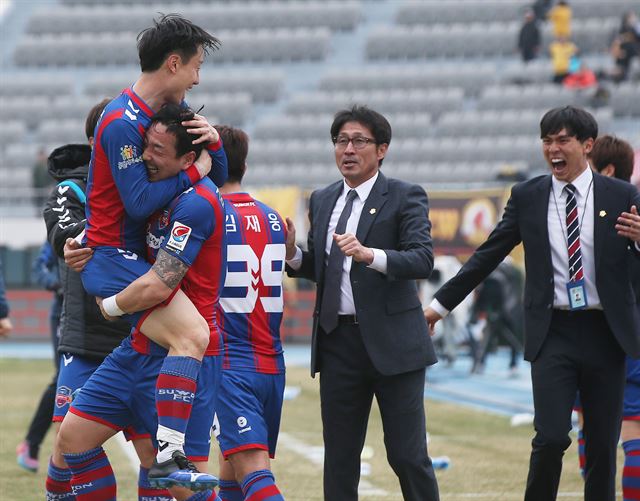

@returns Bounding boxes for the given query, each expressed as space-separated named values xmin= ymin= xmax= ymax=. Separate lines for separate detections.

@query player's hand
xmin=64 ymin=238 xmax=93 ymax=272
xmin=183 ymin=114 xmax=219 ymax=145
xmin=0 ymin=317 xmax=12 ymax=337
xmin=333 ymin=233 xmax=374 ymax=264
xmin=616 ymin=205 xmax=640 ymax=241
xmin=285 ymin=217 xmax=297 ymax=260
xmin=194 ymin=148 xmax=212 ymax=179
xmin=95 ymin=297 xmax=117 ymax=322
xmin=423 ymin=306 xmax=442 ymax=336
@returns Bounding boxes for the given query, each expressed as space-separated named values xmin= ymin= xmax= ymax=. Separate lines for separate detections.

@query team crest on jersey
xmin=166 ymin=221 xmax=192 ymax=252
xmin=55 ymin=386 xmax=73 ymax=408
xmin=118 ymin=145 xmax=139 ymax=170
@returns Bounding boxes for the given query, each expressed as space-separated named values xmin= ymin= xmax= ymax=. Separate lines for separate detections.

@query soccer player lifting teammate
xmin=62 ymin=14 xmax=226 ymax=491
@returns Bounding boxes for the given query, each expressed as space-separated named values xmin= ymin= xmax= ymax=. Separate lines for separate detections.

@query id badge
xmin=566 ymin=279 xmax=588 ymax=310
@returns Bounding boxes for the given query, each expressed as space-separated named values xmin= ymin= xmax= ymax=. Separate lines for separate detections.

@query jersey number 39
xmin=220 ymin=243 xmax=285 ymax=314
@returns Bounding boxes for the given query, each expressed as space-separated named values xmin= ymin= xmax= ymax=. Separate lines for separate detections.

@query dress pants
xmin=318 ymin=322 xmax=440 ymax=501
xmin=524 ymin=309 xmax=626 ymax=501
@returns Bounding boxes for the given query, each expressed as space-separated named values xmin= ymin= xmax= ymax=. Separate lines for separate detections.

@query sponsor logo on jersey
xmin=117 ymin=144 xmax=141 ymax=170
xmin=56 ymin=386 xmax=73 ymax=408
xmin=146 ymin=232 xmax=164 ymax=250
xmin=166 ymin=221 xmax=192 ymax=252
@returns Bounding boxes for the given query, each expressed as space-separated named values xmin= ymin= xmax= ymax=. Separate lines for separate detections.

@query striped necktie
xmin=564 ymin=183 xmax=583 ymax=282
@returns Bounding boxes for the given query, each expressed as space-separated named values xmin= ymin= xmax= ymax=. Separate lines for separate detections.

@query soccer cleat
xmin=16 ymin=441 xmax=39 ymax=473
xmin=148 ymin=450 xmax=218 ymax=491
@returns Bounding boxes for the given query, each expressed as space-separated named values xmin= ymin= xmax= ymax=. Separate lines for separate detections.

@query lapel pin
xmin=599 ymin=210 xmax=606 ymax=217
xmin=369 ymin=208 xmax=376 ymax=215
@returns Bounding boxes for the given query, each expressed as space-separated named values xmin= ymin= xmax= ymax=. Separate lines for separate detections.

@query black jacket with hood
xmin=43 ymin=144 xmax=131 ymax=360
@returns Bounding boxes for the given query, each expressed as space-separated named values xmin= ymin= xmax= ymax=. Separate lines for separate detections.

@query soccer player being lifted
xmin=63 ymin=14 xmax=226 ymax=491
xmin=59 ymin=104 xmax=227 ymax=501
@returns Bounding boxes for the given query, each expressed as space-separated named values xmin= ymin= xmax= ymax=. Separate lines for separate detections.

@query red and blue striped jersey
xmin=132 ymin=177 xmax=227 ymax=357
xmin=218 ymin=193 xmax=286 ymax=374
xmin=85 ymin=87 xmax=227 ymax=254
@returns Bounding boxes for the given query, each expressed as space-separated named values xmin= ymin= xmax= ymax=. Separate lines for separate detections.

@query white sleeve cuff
xmin=367 ymin=248 xmax=387 ymax=274
xmin=635 ymin=242 xmax=640 ymax=253
xmin=429 ymin=299 xmax=450 ymax=318
xmin=286 ymin=246 xmax=303 ymax=270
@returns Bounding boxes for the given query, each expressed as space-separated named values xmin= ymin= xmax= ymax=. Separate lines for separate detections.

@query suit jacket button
xmin=547 ymin=304 xmax=552 ymax=309
xmin=549 ymin=279 xmax=553 ymax=284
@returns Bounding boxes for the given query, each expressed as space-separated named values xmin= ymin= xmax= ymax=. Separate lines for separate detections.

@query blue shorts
xmin=214 ymin=370 xmax=285 ymax=459
xmin=55 ymin=352 xmax=149 ymax=440
xmin=70 ymin=336 xmax=222 ymax=460
xmin=81 ymin=247 xmax=150 ymax=320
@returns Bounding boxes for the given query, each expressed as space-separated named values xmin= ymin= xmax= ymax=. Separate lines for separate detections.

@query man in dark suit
xmin=425 ymin=106 xmax=640 ymax=501
xmin=285 ymin=105 xmax=440 ymax=500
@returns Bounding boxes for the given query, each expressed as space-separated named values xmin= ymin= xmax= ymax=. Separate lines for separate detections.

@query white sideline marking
xmin=278 ymin=432 xmax=388 ymax=496
xmin=113 ymin=432 xmax=140 ymax=472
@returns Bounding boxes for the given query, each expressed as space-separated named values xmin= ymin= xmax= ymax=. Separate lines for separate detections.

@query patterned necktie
xmin=564 ymin=183 xmax=583 ymax=282
xmin=319 ymin=189 xmax=358 ymax=334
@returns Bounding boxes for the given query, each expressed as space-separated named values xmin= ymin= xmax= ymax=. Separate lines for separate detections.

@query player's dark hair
xmin=216 ymin=125 xmax=249 ymax=184
xmin=330 ymin=105 xmax=392 ymax=166
xmin=149 ymin=103 xmax=205 ymax=159
xmin=590 ymin=135 xmax=635 ymax=182
xmin=137 ymin=13 xmax=221 ymax=72
xmin=85 ymin=97 xmax=111 ymax=141
xmin=540 ymin=106 xmax=598 ymax=142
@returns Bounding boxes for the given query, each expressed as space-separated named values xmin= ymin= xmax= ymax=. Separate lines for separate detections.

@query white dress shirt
xmin=549 ymin=167 xmax=600 ymax=308
xmin=431 ymin=166 xmax=600 ymax=318
xmin=287 ymin=172 xmax=387 ymax=315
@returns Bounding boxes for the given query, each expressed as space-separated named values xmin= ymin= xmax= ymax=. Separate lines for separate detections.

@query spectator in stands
xmin=518 ymin=9 xmax=541 ymax=63
xmin=548 ymin=0 xmax=572 ymax=39
xmin=532 ymin=0 xmax=552 ymax=23
xmin=32 ymin=146 xmax=52 ymax=208
xmin=549 ymin=36 xmax=578 ymax=83
xmin=562 ymin=61 xmax=598 ymax=90
xmin=16 ymin=242 xmax=62 ymax=473
xmin=610 ymin=11 xmax=640 ymax=82
xmin=0 ymin=257 xmax=12 ymax=337
xmin=286 ymin=105 xmax=440 ymax=500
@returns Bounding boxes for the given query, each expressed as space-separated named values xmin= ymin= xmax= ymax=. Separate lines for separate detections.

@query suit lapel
xmin=356 ymin=173 xmax=388 ymax=243
xmin=537 ymin=176 xmax=553 ymax=274
xmin=315 ymin=182 xmax=343 ymax=282
xmin=592 ymin=174 xmax=607 ymax=271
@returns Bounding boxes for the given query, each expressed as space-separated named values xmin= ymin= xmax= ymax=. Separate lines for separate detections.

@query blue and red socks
xmin=219 ymin=479 xmax=243 ymax=501
xmin=138 ymin=466 xmax=172 ymax=501
xmin=577 ymin=428 xmax=586 ymax=478
xmin=242 ymin=470 xmax=284 ymax=501
xmin=45 ymin=459 xmax=75 ymax=500
xmin=155 ymin=356 xmax=201 ymax=462
xmin=63 ymin=446 xmax=116 ymax=501
xmin=623 ymin=439 xmax=640 ymax=501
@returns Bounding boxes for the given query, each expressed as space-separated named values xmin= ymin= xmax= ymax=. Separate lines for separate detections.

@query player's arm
xmin=101 ymin=194 xmax=215 ymax=318
xmin=44 ymin=182 xmax=87 ymax=258
xmin=100 ymin=249 xmax=189 ymax=317
xmin=103 ymin=118 xmax=209 ymax=220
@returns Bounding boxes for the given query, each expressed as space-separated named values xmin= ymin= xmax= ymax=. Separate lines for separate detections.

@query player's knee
xmin=178 ymin=317 xmax=210 ymax=356
xmin=386 ymin=446 xmax=424 ymax=475
xmin=56 ymin=420 xmax=74 ymax=454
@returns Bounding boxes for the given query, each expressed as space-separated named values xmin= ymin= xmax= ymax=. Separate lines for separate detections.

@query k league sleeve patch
xmin=166 ymin=221 xmax=192 ymax=252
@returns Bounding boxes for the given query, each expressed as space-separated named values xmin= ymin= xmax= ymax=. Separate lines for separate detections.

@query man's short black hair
xmin=330 ymin=105 xmax=392 ymax=166
xmin=216 ymin=125 xmax=249 ymax=184
xmin=539 ymin=105 xmax=598 ymax=142
xmin=137 ymin=13 xmax=221 ymax=72
xmin=85 ymin=97 xmax=111 ymax=141
xmin=148 ymin=103 xmax=205 ymax=159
